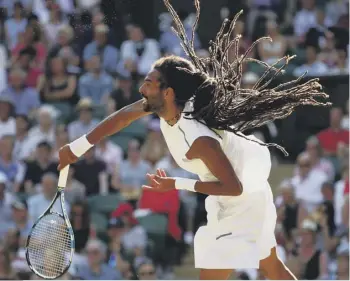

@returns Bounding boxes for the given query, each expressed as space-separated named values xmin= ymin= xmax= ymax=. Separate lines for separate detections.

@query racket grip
xmin=58 ymin=165 xmax=70 ymax=188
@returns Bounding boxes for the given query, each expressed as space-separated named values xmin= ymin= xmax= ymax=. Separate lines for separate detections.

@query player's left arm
xmin=185 ymin=136 xmax=243 ymax=196
xmin=145 ymin=136 xmax=243 ymax=196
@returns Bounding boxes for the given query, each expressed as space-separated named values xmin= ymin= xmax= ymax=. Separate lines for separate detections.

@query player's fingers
xmin=160 ymin=169 xmax=167 ymax=177
xmin=151 ymin=178 xmax=160 ymax=186
xmin=146 ymin=174 xmax=159 ymax=185
xmin=156 ymin=168 xmax=163 ymax=177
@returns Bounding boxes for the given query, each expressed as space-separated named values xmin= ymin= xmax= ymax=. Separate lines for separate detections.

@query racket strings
xmin=27 ymin=213 xmax=72 ymax=278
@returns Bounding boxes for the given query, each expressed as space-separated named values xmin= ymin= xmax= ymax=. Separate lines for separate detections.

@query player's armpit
xmin=87 ymin=99 xmax=151 ymax=144
xmin=186 ymin=136 xmax=243 ymax=196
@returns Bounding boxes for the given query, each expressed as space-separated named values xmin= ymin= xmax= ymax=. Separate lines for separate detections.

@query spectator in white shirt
xmin=119 ymin=24 xmax=160 ymax=77
xmin=0 ymin=172 xmax=15 ymax=236
xmin=0 ymin=96 xmax=15 ymax=139
xmin=294 ymin=0 xmax=317 ymax=42
xmin=28 ymin=172 xmax=70 ymax=221
xmin=291 ymin=152 xmax=328 ymax=213
xmin=293 ymin=45 xmax=328 ymax=77
xmin=95 ymin=137 xmax=123 ymax=174
xmin=28 ymin=105 xmax=59 ymax=145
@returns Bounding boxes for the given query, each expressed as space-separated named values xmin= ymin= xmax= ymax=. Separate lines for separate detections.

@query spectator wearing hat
xmin=14 ymin=46 xmax=43 ymax=88
xmin=0 ymin=67 xmax=41 ymax=117
xmin=78 ymin=55 xmax=114 ymax=104
xmin=83 ymin=24 xmax=119 ymax=76
xmin=0 ymin=96 xmax=15 ymax=139
xmin=67 ymin=98 xmax=99 ymax=141
xmin=22 ymin=141 xmax=58 ymax=194
xmin=75 ymin=239 xmax=122 ymax=280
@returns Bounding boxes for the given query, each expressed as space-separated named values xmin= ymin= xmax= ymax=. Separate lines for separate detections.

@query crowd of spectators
xmin=0 ymin=0 xmax=348 ymax=280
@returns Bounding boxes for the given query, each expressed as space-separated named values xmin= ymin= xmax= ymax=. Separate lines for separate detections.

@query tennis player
xmin=58 ymin=1 xmax=329 ymax=279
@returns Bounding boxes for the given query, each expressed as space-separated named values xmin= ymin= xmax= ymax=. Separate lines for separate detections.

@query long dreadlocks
xmin=157 ymin=0 xmax=331 ymax=155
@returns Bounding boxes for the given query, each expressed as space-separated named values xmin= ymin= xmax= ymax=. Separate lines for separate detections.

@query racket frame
xmin=25 ymin=166 xmax=75 ymax=280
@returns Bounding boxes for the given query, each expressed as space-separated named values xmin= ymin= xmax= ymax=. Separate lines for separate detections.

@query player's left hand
xmin=142 ymin=168 xmax=176 ymax=192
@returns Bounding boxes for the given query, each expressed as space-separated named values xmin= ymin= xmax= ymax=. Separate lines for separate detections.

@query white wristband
xmin=174 ymin=178 xmax=197 ymax=192
xmin=69 ymin=135 xmax=94 ymax=157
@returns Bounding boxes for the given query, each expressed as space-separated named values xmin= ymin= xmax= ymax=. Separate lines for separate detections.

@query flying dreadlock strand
xmin=162 ymin=0 xmax=331 ymax=156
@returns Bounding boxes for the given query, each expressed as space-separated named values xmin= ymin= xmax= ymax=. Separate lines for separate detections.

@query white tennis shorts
xmin=194 ymin=184 xmax=277 ymax=269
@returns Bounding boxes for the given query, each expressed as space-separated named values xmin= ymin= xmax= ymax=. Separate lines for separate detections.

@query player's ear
xmin=164 ymin=87 xmax=175 ymax=100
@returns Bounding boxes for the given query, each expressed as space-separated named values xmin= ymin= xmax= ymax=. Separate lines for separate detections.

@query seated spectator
xmin=293 ymin=0 xmax=317 ymax=44
xmin=293 ymin=219 xmax=329 ymax=279
xmin=141 ymin=119 xmax=168 ymax=167
xmin=28 ymin=172 xmax=70 ymax=221
xmin=38 ymin=56 xmax=78 ymax=114
xmin=83 ymin=24 xmax=119 ymax=76
xmin=0 ymin=172 xmax=15 ymax=236
xmin=258 ymin=20 xmax=287 ymax=65
xmin=136 ymin=261 xmax=158 ymax=280
xmin=64 ymin=167 xmax=86 ymax=205
xmin=116 ymin=139 xmax=151 ymax=199
xmin=318 ymin=32 xmax=338 ymax=67
xmin=325 ymin=0 xmax=349 ymax=27
xmin=159 ymin=19 xmax=201 ymax=57
xmin=336 ymin=249 xmax=349 ymax=280
xmin=11 ymin=24 xmax=47 ymax=70
xmin=119 ymin=24 xmax=160 ymax=77
xmin=111 ymin=203 xmax=148 ymax=258
xmin=13 ymin=115 xmax=42 ymax=161
xmin=79 ymin=56 xmax=114 ymax=104
xmin=28 ymin=105 xmax=59 ymax=145
xmin=73 ymin=147 xmax=108 ymax=196
xmin=0 ymin=135 xmax=25 ymax=192
xmin=293 ymin=45 xmax=328 ymax=77
xmin=13 ymin=46 xmax=43 ymax=88
xmin=22 ymin=141 xmax=58 ymax=194
xmin=52 ymin=124 xmax=69 ymax=160
xmin=95 ymin=137 xmax=123 ymax=175
xmin=305 ymin=8 xmax=330 ymax=49
xmin=67 ymin=98 xmax=99 ymax=141
xmin=0 ymin=96 xmax=15 ymax=139
xmin=69 ymin=201 xmax=90 ymax=254
xmin=75 ymin=239 xmax=122 ymax=280
xmin=0 ymin=67 xmax=40 ymax=117
xmin=43 ymin=3 xmax=66 ymax=48
xmin=317 ymin=107 xmax=349 ymax=157
xmin=4 ymin=2 xmax=27 ymax=50
xmin=319 ymin=182 xmax=337 ymax=236
xmin=7 ymin=199 xmax=32 ymax=242
xmin=329 ymin=48 xmax=349 ymax=75
xmin=0 ymin=43 xmax=7 ymax=93
xmin=276 ymin=181 xmax=307 ymax=241
xmin=109 ymin=74 xmax=140 ymax=111
xmin=0 ymin=244 xmax=16 ymax=280
xmin=297 ymin=136 xmax=335 ymax=181
xmin=291 ymin=152 xmax=328 ymax=213
xmin=334 ymin=163 xmax=349 ymax=228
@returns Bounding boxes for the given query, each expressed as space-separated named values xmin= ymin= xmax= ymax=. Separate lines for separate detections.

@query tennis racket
xmin=26 ymin=165 xmax=75 ymax=279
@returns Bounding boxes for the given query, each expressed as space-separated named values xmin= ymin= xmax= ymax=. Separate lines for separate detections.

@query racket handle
xmin=58 ymin=165 xmax=70 ymax=188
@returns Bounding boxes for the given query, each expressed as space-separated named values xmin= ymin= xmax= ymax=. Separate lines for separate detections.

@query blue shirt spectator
xmin=79 ymin=56 xmax=114 ymax=104
xmin=0 ymin=68 xmax=40 ymax=116
xmin=83 ymin=24 xmax=119 ymax=76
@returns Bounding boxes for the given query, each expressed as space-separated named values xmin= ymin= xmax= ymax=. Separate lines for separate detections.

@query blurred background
xmin=0 ymin=0 xmax=348 ymax=280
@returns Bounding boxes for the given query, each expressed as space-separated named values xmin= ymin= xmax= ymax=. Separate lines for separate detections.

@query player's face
xmin=139 ymin=70 xmax=166 ymax=113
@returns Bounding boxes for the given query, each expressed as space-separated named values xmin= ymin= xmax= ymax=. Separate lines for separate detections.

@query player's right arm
xmin=58 ymin=100 xmax=150 ymax=170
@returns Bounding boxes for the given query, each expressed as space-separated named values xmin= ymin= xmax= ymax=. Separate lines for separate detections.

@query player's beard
xmin=142 ymin=95 xmax=165 ymax=113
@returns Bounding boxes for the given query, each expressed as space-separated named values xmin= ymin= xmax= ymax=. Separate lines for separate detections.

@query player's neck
xmin=162 ymin=105 xmax=183 ymax=126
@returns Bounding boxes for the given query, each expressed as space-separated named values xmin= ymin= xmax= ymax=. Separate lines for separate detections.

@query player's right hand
xmin=58 ymin=144 xmax=79 ymax=171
